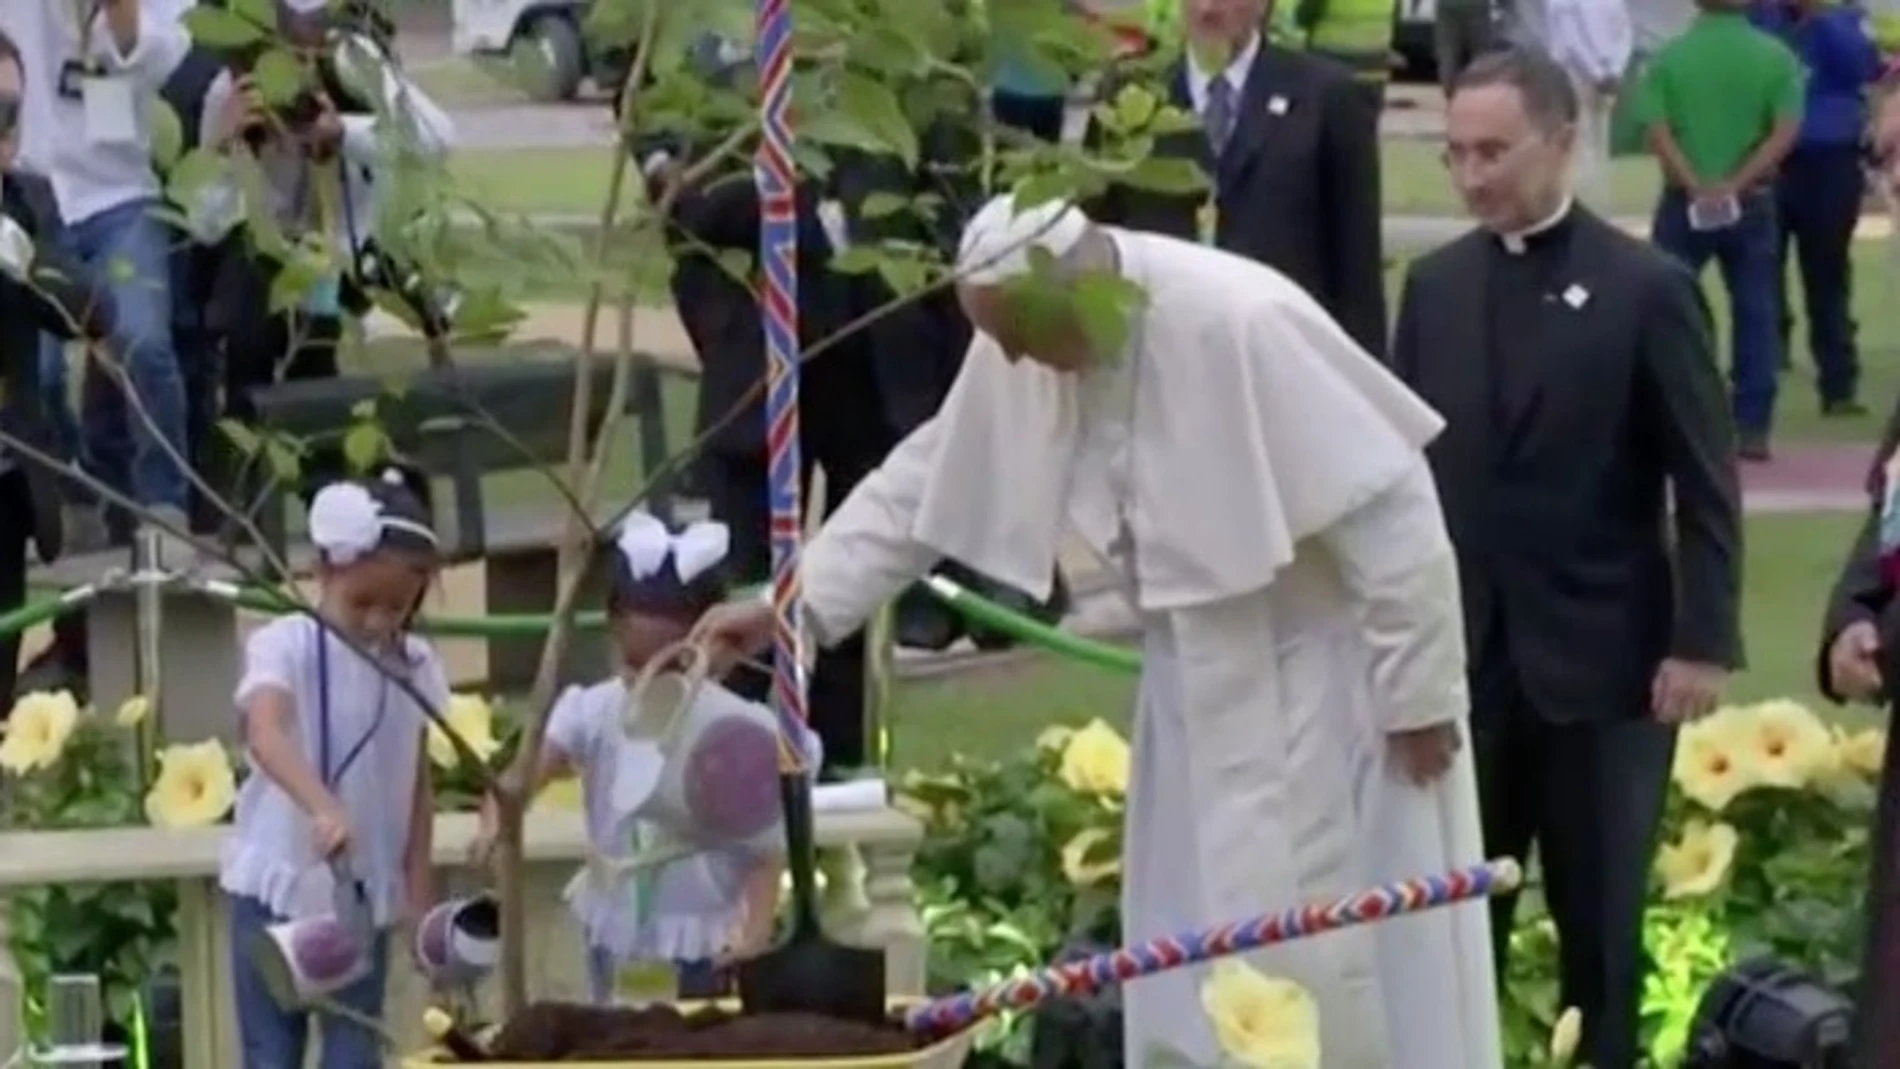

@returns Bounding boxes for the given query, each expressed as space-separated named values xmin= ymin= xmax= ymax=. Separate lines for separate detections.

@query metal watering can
xmin=412 ymin=892 xmax=501 ymax=985
xmin=251 ymin=857 xmax=378 ymax=1009
xmin=619 ymin=640 xmax=787 ymax=849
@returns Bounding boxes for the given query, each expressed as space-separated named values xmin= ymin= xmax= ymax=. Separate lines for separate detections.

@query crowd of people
xmin=2 ymin=0 xmax=1900 ymax=1065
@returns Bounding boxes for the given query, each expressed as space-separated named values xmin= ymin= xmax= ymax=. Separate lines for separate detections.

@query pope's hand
xmin=693 ymin=599 xmax=776 ymax=673
xmin=1827 ymin=620 xmax=1884 ymax=703
xmin=1388 ymin=724 xmax=1460 ymax=786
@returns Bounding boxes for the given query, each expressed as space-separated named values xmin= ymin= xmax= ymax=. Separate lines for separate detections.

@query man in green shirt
xmin=1633 ymin=0 xmax=1804 ymax=461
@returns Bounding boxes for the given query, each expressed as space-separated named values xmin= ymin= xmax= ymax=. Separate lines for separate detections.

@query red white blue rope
xmin=906 ymin=858 xmax=1523 ymax=1037
xmin=756 ymin=0 xmax=806 ymax=758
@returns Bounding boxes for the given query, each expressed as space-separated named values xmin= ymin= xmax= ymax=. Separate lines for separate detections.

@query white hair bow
xmin=616 ymin=512 xmax=730 ymax=585
xmin=309 ymin=471 xmax=435 ymax=564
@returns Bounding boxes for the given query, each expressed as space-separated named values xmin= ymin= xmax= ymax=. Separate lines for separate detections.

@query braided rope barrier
xmin=905 ymin=857 xmax=1522 ymax=1037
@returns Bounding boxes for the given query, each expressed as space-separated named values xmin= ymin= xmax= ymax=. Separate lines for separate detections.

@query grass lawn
xmin=451 ymin=140 xmax=1672 ymax=222
xmin=880 ymin=510 xmax=1873 ymax=772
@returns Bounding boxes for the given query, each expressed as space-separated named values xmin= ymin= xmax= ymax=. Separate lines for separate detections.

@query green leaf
xmin=218 ymin=418 xmax=263 ymax=459
xmin=858 ymin=192 xmax=910 ymax=220
xmin=1119 ymin=156 xmax=1212 ymax=197
xmin=251 ymin=49 xmax=310 ymax=110
xmin=834 ymin=70 xmax=922 ymax=168
xmin=182 ymin=6 xmax=267 ymax=49
xmin=341 ymin=421 xmax=387 ymax=476
xmin=147 ymin=101 xmax=185 ymax=171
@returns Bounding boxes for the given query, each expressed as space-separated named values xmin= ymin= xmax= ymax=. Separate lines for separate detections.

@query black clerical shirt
xmin=1483 ymin=201 xmax=1580 ymax=433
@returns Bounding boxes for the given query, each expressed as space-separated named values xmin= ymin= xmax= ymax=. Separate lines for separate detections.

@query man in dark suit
xmin=1390 ymin=50 xmax=1741 ymax=1069
xmin=1086 ymin=0 xmax=1386 ymax=356
xmin=0 ymin=27 xmax=112 ymax=706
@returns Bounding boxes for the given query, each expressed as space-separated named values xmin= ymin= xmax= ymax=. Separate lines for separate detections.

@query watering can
xmin=617 ymin=641 xmax=788 ymax=848
xmin=413 ymin=892 xmax=501 ymax=986
xmin=252 ymin=857 xmax=378 ymax=1009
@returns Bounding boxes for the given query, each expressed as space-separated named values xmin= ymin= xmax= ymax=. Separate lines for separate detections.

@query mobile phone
xmin=1687 ymin=194 xmax=1741 ymax=232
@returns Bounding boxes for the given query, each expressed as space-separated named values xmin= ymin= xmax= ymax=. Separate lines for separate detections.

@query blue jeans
xmin=38 ymin=334 xmax=85 ymax=472
xmin=56 ymin=198 xmax=189 ymax=511
xmin=227 ymin=895 xmax=391 ymax=1069
xmin=1649 ymin=186 xmax=1783 ymax=436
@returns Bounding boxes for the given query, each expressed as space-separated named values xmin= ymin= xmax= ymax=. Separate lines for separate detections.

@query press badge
xmin=71 ymin=65 xmax=138 ymax=145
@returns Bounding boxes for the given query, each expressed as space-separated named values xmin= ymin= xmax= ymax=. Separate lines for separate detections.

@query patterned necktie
xmin=1205 ymin=74 xmax=1237 ymax=156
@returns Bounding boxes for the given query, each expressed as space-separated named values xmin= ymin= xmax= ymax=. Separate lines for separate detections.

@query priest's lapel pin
xmin=1267 ymin=94 xmax=1290 ymax=116
xmin=1561 ymin=283 xmax=1590 ymax=309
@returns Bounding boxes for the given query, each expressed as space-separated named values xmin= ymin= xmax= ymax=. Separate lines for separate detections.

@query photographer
xmin=0 ymin=26 xmax=113 ymax=704
xmin=0 ymin=0 xmax=194 ymax=541
xmin=185 ymin=0 xmax=453 ymax=433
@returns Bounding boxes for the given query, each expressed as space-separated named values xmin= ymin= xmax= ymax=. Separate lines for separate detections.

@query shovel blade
xmin=737 ymin=937 xmax=887 ymax=1023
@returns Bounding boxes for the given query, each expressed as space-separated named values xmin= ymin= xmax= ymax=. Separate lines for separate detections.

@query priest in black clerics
xmin=1390 ymin=51 xmax=1741 ymax=1069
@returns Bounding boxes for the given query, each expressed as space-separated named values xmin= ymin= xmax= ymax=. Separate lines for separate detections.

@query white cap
xmin=955 ymin=193 xmax=1091 ymax=286
xmin=283 ymin=0 xmax=330 ymax=12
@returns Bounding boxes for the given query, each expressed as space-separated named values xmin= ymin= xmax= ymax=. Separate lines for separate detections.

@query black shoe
xmin=1822 ymin=398 xmax=1868 ymax=418
xmin=1737 ymin=431 xmax=1773 ymax=462
xmin=893 ymin=585 xmax=962 ymax=652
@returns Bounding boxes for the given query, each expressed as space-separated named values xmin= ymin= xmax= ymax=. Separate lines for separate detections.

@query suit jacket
xmin=666 ymin=174 xmax=883 ymax=460
xmin=1 ymin=169 xmax=109 ymax=562
xmin=1085 ymin=45 xmax=1387 ymax=358
xmin=1391 ymin=207 xmax=1742 ymax=723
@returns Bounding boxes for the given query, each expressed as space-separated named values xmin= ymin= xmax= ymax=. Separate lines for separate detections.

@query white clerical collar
xmin=1186 ymin=33 xmax=1261 ymax=109
xmin=1497 ymin=197 xmax=1576 ymax=254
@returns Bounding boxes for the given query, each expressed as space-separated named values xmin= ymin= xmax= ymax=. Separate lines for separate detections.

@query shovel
xmin=735 ymin=736 xmax=887 ymax=1023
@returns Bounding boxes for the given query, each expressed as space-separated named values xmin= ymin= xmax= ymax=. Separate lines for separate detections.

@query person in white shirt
xmin=0 ymin=0 xmax=194 ymax=534
xmin=187 ymin=0 xmax=455 ymax=431
xmin=219 ymin=466 xmax=445 ymax=1069
xmin=1546 ymin=0 xmax=1635 ymax=203
xmin=475 ymin=513 xmax=822 ymax=1004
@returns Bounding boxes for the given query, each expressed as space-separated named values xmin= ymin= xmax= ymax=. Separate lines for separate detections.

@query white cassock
xmin=798 ymin=230 xmax=1502 ymax=1068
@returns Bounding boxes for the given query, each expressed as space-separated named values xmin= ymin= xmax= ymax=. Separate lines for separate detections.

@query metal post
xmin=131 ymin=530 xmax=163 ymax=788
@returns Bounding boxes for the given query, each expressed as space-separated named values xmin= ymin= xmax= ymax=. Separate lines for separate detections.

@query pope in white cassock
xmin=697 ymin=193 xmax=1504 ymax=1068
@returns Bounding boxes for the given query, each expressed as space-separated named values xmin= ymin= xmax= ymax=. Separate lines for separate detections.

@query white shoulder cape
xmin=908 ymin=230 xmax=1447 ymax=611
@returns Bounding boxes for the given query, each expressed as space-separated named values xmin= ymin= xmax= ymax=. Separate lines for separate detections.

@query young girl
xmin=220 ymin=467 xmax=447 ymax=1068
xmin=476 ymin=511 xmax=820 ymax=1002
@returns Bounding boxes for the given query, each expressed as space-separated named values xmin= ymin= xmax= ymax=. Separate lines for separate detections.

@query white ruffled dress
xmin=544 ymin=676 xmax=822 ymax=965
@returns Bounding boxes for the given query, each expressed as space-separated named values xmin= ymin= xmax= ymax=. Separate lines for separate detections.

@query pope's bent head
xmin=954 ymin=194 xmax=1113 ymax=373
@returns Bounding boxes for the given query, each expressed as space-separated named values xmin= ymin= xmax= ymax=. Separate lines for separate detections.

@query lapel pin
xmin=1267 ymin=95 xmax=1290 ymax=115
xmin=1562 ymin=284 xmax=1589 ymax=309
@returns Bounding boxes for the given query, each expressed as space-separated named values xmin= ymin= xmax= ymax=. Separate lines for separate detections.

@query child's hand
xmin=311 ymin=799 xmax=351 ymax=858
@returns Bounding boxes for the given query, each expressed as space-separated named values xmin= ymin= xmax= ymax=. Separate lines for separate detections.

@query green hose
xmin=2 ymin=573 xmax=1146 ymax=673
xmin=925 ymin=575 xmax=1140 ymax=673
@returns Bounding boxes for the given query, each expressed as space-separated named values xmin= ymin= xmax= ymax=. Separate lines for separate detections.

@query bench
xmin=32 ymin=348 xmax=700 ymax=743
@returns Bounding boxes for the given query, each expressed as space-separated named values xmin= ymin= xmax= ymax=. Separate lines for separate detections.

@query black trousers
xmin=1776 ymin=143 xmax=1864 ymax=404
xmin=1474 ymin=655 xmax=1676 ymax=1069
xmin=705 ymin=451 xmax=877 ymax=774
xmin=0 ymin=469 xmax=33 ymax=708
xmin=1853 ymin=633 xmax=1900 ymax=1065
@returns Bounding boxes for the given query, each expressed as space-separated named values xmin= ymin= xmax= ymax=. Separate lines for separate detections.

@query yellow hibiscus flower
xmin=1198 ymin=961 xmax=1321 ymax=1069
xmin=113 ymin=694 xmax=150 ymax=728
xmin=0 ymin=690 xmax=81 ymax=774
xmin=1671 ymin=716 xmax=1758 ymax=812
xmin=1731 ymin=700 xmax=1836 ymax=790
xmin=1838 ymin=727 xmax=1887 ymax=778
xmin=1548 ymin=1006 xmax=1583 ymax=1066
xmin=1059 ymin=827 xmax=1122 ymax=886
xmin=1058 ymin=720 xmax=1130 ymax=795
xmin=144 ymin=740 xmax=238 ymax=828
xmin=1036 ymin=724 xmax=1077 ymax=753
xmin=1654 ymin=819 xmax=1739 ymax=900
xmin=428 ymin=694 xmax=502 ymax=769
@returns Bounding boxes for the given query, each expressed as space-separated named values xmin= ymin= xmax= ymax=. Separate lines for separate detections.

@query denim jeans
xmin=1649 ymin=186 xmax=1783 ymax=436
xmin=55 ymin=198 xmax=189 ymax=511
xmin=1776 ymin=144 xmax=1864 ymax=404
xmin=38 ymin=334 xmax=85 ymax=472
xmin=227 ymin=895 xmax=391 ymax=1069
